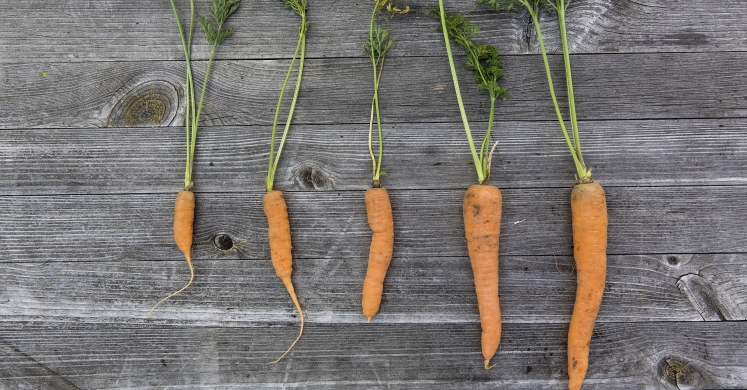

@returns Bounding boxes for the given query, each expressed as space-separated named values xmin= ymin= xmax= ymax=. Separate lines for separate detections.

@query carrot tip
xmin=366 ymin=316 xmax=372 ymax=323
xmin=484 ymin=360 xmax=496 ymax=370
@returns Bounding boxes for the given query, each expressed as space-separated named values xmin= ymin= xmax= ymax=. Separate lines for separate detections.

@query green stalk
xmin=437 ymin=0 xmax=485 ymax=184
xmin=529 ymin=8 xmax=586 ymax=180
xmin=170 ymin=0 xmax=197 ymax=188
xmin=266 ymin=7 xmax=308 ymax=192
xmin=556 ymin=4 xmax=584 ymax=168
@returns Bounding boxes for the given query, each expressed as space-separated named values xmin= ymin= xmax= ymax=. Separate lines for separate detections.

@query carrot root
xmin=148 ymin=189 xmax=195 ymax=318
xmin=362 ymin=187 xmax=394 ymax=322
xmin=264 ymin=190 xmax=304 ymax=363
xmin=463 ymin=184 xmax=502 ymax=369
xmin=568 ymin=182 xmax=608 ymax=390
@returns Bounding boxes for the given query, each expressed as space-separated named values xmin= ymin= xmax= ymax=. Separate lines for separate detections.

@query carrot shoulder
xmin=362 ymin=187 xmax=394 ymax=322
xmin=463 ymin=184 xmax=502 ymax=369
xmin=263 ymin=190 xmax=304 ymax=363
xmin=568 ymin=182 xmax=608 ymax=390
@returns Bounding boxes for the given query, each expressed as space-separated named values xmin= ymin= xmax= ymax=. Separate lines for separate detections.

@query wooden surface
xmin=2 ymin=0 xmax=747 ymax=389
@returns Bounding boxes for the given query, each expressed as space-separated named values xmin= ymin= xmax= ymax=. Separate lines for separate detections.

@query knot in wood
xmin=107 ymin=80 xmax=179 ymax=127
xmin=296 ymin=165 xmax=331 ymax=191
xmin=213 ymin=233 xmax=234 ymax=251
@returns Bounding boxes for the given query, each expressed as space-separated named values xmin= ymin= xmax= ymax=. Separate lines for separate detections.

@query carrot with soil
xmin=431 ymin=1 xmax=509 ymax=369
xmin=480 ymin=1 xmax=608 ymax=388
xmin=264 ymin=0 xmax=308 ymax=364
xmin=361 ymin=0 xmax=409 ymax=322
xmin=148 ymin=0 xmax=240 ymax=318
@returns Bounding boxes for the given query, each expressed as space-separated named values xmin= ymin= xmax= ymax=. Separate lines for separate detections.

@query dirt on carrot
xmin=568 ymin=182 xmax=607 ymax=390
xmin=463 ymin=184 xmax=502 ymax=369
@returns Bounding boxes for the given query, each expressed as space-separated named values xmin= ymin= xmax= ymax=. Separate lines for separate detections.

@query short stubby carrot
xmin=147 ymin=189 xmax=195 ymax=317
xmin=568 ymin=182 xmax=608 ymax=390
xmin=463 ymin=184 xmax=502 ymax=369
xmin=362 ymin=187 xmax=394 ymax=322
xmin=263 ymin=190 xmax=304 ymax=363
xmin=174 ymin=189 xmax=196 ymax=269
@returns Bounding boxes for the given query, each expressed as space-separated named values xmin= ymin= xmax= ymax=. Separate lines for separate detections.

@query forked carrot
xmin=362 ymin=187 xmax=394 ymax=321
xmin=568 ymin=182 xmax=607 ymax=390
xmin=264 ymin=190 xmax=304 ymax=364
xmin=432 ymin=1 xmax=509 ymax=369
xmin=463 ymin=184 xmax=502 ymax=369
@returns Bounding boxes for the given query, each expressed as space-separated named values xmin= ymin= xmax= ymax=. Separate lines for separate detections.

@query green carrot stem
xmin=530 ymin=11 xmax=586 ymax=180
xmin=267 ymin=14 xmax=308 ymax=192
xmin=266 ymin=25 xmax=305 ymax=191
xmin=556 ymin=6 xmax=584 ymax=167
xmin=437 ymin=0 xmax=485 ymax=184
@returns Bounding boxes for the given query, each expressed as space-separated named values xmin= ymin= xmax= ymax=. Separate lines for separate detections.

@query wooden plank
xmin=1 ymin=253 xmax=744 ymax=325
xmin=0 ymin=322 xmax=745 ymax=389
xmin=3 ymin=52 xmax=747 ymax=129
xmin=0 ymin=187 xmax=746 ymax=264
xmin=3 ymin=0 xmax=747 ymax=63
xmin=2 ymin=118 xmax=746 ymax=195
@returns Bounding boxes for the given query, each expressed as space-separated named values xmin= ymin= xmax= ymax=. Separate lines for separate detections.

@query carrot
xmin=264 ymin=190 xmax=304 ymax=364
xmin=432 ymin=2 xmax=509 ymax=369
xmin=263 ymin=0 xmax=308 ymax=363
xmin=568 ymin=182 xmax=607 ymax=390
xmin=463 ymin=184 xmax=502 ymax=370
xmin=362 ymin=187 xmax=394 ymax=321
xmin=148 ymin=190 xmax=196 ymax=317
xmin=360 ymin=0 xmax=408 ymax=322
xmin=148 ymin=0 xmax=239 ymax=317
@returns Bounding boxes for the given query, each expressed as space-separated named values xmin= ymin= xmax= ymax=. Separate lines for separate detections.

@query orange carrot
xmin=264 ymin=190 xmax=304 ymax=363
xmin=568 ymin=181 xmax=608 ymax=390
xmin=362 ymin=186 xmax=394 ymax=322
xmin=148 ymin=189 xmax=195 ymax=317
xmin=463 ymin=184 xmax=502 ymax=370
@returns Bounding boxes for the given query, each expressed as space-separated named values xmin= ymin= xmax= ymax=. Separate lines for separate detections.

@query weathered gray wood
xmin=1 ymin=253 xmax=744 ymax=325
xmin=3 ymin=0 xmax=747 ymax=63
xmin=0 ymin=322 xmax=745 ymax=389
xmin=4 ymin=52 xmax=747 ymax=129
xmin=0 ymin=187 xmax=746 ymax=264
xmin=2 ymin=118 xmax=746 ymax=195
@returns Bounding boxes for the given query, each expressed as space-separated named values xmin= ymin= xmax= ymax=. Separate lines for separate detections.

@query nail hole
xmin=666 ymin=255 xmax=679 ymax=266
xmin=213 ymin=234 xmax=234 ymax=251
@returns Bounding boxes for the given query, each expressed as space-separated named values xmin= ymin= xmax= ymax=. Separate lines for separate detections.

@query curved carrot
xmin=148 ymin=189 xmax=195 ymax=317
xmin=463 ymin=184 xmax=502 ymax=369
xmin=264 ymin=190 xmax=304 ymax=363
xmin=568 ymin=182 xmax=608 ymax=390
xmin=362 ymin=187 xmax=394 ymax=322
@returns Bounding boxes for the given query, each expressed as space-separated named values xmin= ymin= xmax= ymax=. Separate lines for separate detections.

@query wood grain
xmin=1 ymin=253 xmax=745 ymax=325
xmin=3 ymin=119 xmax=747 ymax=195
xmin=3 ymin=0 xmax=747 ymax=63
xmin=0 ymin=322 xmax=745 ymax=389
xmin=0 ymin=187 xmax=746 ymax=264
xmin=3 ymin=52 xmax=747 ymax=129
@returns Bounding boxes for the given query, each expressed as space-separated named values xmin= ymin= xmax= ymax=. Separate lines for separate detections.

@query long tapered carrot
xmin=263 ymin=190 xmax=304 ymax=363
xmin=463 ymin=184 xmax=502 ymax=370
xmin=568 ymin=181 xmax=607 ymax=390
xmin=148 ymin=189 xmax=195 ymax=317
xmin=362 ymin=186 xmax=394 ymax=322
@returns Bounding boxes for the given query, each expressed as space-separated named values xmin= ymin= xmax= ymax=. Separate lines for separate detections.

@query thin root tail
xmin=147 ymin=259 xmax=194 ymax=318
xmin=269 ymin=277 xmax=305 ymax=364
